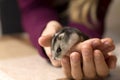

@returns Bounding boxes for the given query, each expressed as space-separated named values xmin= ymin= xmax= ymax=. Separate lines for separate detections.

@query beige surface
xmin=0 ymin=35 xmax=65 ymax=80
xmin=0 ymin=35 xmax=36 ymax=59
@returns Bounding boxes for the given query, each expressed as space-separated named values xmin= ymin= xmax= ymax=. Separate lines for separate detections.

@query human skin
xmin=38 ymin=21 xmax=117 ymax=79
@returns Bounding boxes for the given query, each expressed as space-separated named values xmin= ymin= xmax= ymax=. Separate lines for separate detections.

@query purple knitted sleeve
xmin=17 ymin=0 xmax=59 ymax=59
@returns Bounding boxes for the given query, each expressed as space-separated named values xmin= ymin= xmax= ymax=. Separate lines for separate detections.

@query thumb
xmin=38 ymin=21 xmax=62 ymax=47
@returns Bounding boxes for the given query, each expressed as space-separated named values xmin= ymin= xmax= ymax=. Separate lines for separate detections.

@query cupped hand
xmin=38 ymin=20 xmax=63 ymax=67
xmin=38 ymin=20 xmax=117 ymax=79
xmin=61 ymin=38 xmax=117 ymax=79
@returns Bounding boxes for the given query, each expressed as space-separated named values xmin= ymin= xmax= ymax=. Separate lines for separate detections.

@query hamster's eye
xmin=56 ymin=47 xmax=62 ymax=54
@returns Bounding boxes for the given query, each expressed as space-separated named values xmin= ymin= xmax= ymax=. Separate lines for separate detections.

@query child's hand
xmin=61 ymin=38 xmax=117 ymax=79
xmin=38 ymin=20 xmax=117 ymax=79
xmin=38 ymin=20 xmax=62 ymax=67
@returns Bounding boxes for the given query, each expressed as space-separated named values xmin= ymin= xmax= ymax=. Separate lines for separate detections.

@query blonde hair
xmin=68 ymin=0 xmax=99 ymax=29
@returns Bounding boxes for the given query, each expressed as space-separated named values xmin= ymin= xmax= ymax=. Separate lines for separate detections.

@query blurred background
xmin=0 ymin=0 xmax=22 ymax=35
xmin=105 ymin=0 xmax=120 ymax=43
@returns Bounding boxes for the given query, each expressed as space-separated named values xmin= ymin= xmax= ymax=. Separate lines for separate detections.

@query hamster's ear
xmin=58 ymin=33 xmax=65 ymax=40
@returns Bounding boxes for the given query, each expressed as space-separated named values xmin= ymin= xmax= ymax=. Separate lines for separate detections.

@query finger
xmin=90 ymin=38 xmax=115 ymax=53
xmin=44 ymin=47 xmax=61 ymax=67
xmin=80 ymin=38 xmax=115 ymax=57
xmin=50 ymin=59 xmax=61 ymax=67
xmin=70 ymin=52 xmax=83 ymax=80
xmin=81 ymin=44 xmax=96 ymax=79
xmin=42 ymin=20 xmax=62 ymax=36
xmin=106 ymin=53 xmax=117 ymax=69
xmin=72 ymin=38 xmax=101 ymax=53
xmin=38 ymin=20 xmax=62 ymax=47
xmin=38 ymin=34 xmax=52 ymax=47
xmin=101 ymin=38 xmax=115 ymax=53
xmin=94 ymin=50 xmax=109 ymax=77
xmin=61 ymin=56 xmax=72 ymax=79
xmin=81 ymin=38 xmax=115 ymax=59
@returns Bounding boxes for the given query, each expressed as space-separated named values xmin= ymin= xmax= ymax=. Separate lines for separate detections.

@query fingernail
xmin=62 ymin=56 xmax=69 ymax=64
xmin=111 ymin=61 xmax=116 ymax=69
xmin=104 ymin=41 xmax=112 ymax=47
xmin=70 ymin=52 xmax=80 ymax=63
xmin=92 ymin=40 xmax=101 ymax=48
